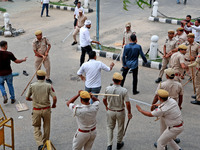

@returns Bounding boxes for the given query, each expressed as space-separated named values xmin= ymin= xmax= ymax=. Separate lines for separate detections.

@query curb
xmin=77 ymin=45 xmax=162 ymax=70
xmin=148 ymin=16 xmax=182 ymax=25
xmin=49 ymin=4 xmax=93 ymax=13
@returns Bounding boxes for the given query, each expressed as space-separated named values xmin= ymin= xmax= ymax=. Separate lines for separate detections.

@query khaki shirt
xmin=175 ymin=32 xmax=187 ymax=47
xmin=77 ymin=15 xmax=87 ymax=27
xmin=26 ymin=80 xmax=56 ymax=108
xmin=151 ymin=98 xmax=183 ymax=127
xmin=69 ymin=101 xmax=99 ymax=130
xmin=156 ymin=79 xmax=183 ymax=101
xmin=164 ymin=37 xmax=176 ymax=53
xmin=104 ymin=84 xmax=129 ymax=110
xmin=32 ymin=37 xmax=50 ymax=56
xmin=184 ymin=41 xmax=200 ymax=60
xmin=169 ymin=51 xmax=185 ymax=74
xmin=123 ymin=30 xmax=133 ymax=45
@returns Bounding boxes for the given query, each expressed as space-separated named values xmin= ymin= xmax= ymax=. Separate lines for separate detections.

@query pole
xmin=96 ymin=0 xmax=100 ymax=49
xmin=123 ymin=119 xmax=130 ymax=136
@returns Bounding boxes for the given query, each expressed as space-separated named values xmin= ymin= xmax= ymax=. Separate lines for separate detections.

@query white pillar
xmin=84 ymin=0 xmax=89 ymax=8
xmin=152 ymin=1 xmax=158 ymax=17
xmin=149 ymin=35 xmax=159 ymax=60
xmin=3 ymin=13 xmax=10 ymax=31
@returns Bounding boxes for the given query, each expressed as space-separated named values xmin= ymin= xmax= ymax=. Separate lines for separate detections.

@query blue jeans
xmin=85 ymin=86 xmax=101 ymax=104
xmin=177 ymin=0 xmax=180 ymax=3
xmin=41 ymin=3 xmax=49 ymax=16
xmin=0 ymin=74 xmax=15 ymax=100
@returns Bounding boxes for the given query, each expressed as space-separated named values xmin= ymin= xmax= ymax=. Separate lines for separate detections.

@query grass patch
xmin=172 ymin=18 xmax=196 ymax=23
xmin=144 ymin=54 xmax=162 ymax=63
xmin=0 ymin=7 xmax=6 ymax=12
xmin=91 ymin=44 xmax=121 ymax=53
xmin=49 ymin=1 xmax=75 ymax=7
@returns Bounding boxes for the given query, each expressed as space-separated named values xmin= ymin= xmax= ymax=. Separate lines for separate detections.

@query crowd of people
xmin=0 ymin=1 xmax=200 ymax=149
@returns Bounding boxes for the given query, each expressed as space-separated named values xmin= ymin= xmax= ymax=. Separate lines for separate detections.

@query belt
xmin=108 ymin=108 xmax=124 ymax=112
xmin=173 ymin=123 xmax=183 ymax=128
xmin=78 ymin=127 xmax=96 ymax=133
xmin=185 ymin=59 xmax=191 ymax=62
xmin=33 ymin=106 xmax=50 ymax=110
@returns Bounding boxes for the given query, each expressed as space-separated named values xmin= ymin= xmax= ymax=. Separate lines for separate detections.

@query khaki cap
xmin=80 ymin=91 xmax=91 ymax=99
xmin=164 ymin=68 xmax=175 ymax=77
xmin=176 ymin=27 xmax=184 ymax=31
xmin=157 ymin=89 xmax=169 ymax=98
xmin=178 ymin=44 xmax=188 ymax=50
xmin=168 ymin=30 xmax=175 ymax=34
xmin=113 ymin=72 xmax=123 ymax=80
xmin=37 ymin=70 xmax=46 ymax=76
xmin=187 ymin=33 xmax=195 ymax=38
xmin=125 ymin=22 xmax=131 ymax=27
xmin=35 ymin=30 xmax=42 ymax=36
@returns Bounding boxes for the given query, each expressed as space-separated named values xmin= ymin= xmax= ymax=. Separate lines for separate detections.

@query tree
xmin=123 ymin=0 xmax=150 ymax=10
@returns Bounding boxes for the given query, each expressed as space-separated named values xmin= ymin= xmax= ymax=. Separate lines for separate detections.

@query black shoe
xmin=120 ymin=67 xmax=124 ymax=72
xmin=191 ymin=100 xmax=200 ymax=105
xmin=46 ymin=15 xmax=50 ymax=17
xmin=191 ymin=95 xmax=196 ymax=99
xmin=3 ymin=95 xmax=8 ymax=104
xmin=38 ymin=145 xmax=43 ymax=150
xmin=11 ymin=99 xmax=16 ymax=104
xmin=71 ymin=41 xmax=77 ymax=45
xmin=155 ymin=77 xmax=162 ymax=83
xmin=117 ymin=141 xmax=124 ymax=150
xmin=23 ymin=70 xmax=29 ymax=76
xmin=174 ymin=138 xmax=180 ymax=143
xmin=177 ymin=2 xmax=180 ymax=4
xmin=129 ymin=69 xmax=133 ymax=74
xmin=46 ymin=79 xmax=52 ymax=84
xmin=133 ymin=91 xmax=140 ymax=95
xmin=107 ymin=145 xmax=112 ymax=150
xmin=154 ymin=142 xmax=167 ymax=150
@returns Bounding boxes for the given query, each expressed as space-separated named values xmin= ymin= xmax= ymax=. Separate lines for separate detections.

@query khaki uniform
xmin=69 ymin=101 xmax=99 ymax=150
xmin=151 ymin=98 xmax=184 ymax=150
xmin=26 ymin=80 xmax=56 ymax=146
xmin=195 ymin=55 xmax=200 ymax=101
xmin=73 ymin=15 xmax=87 ymax=42
xmin=159 ymin=37 xmax=177 ymax=78
xmin=184 ymin=41 xmax=200 ymax=76
xmin=175 ymin=32 xmax=187 ymax=47
xmin=104 ymin=84 xmax=129 ymax=146
xmin=33 ymin=37 xmax=51 ymax=79
xmin=169 ymin=51 xmax=186 ymax=82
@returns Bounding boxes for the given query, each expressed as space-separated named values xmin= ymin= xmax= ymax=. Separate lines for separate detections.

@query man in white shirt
xmin=74 ymin=2 xmax=84 ymax=28
xmin=79 ymin=20 xmax=100 ymax=66
xmin=184 ymin=19 xmax=200 ymax=43
xmin=41 ymin=0 xmax=50 ymax=17
xmin=77 ymin=51 xmax=114 ymax=102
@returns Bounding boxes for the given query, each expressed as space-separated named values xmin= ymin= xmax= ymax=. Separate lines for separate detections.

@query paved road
xmin=0 ymin=0 xmax=200 ymax=149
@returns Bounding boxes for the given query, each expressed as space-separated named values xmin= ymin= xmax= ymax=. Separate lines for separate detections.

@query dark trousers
xmin=80 ymin=45 xmax=92 ymax=66
xmin=121 ymin=67 xmax=138 ymax=93
xmin=41 ymin=3 xmax=49 ymax=16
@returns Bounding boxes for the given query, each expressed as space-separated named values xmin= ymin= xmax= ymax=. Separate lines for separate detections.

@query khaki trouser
xmin=106 ymin=110 xmax=125 ymax=146
xmin=159 ymin=57 xmax=170 ymax=78
xmin=157 ymin=126 xmax=183 ymax=150
xmin=35 ymin=56 xmax=50 ymax=79
xmin=195 ymin=70 xmax=200 ymax=101
xmin=32 ymin=108 xmax=51 ymax=146
xmin=72 ymin=130 xmax=97 ymax=150
xmin=73 ymin=26 xmax=80 ymax=42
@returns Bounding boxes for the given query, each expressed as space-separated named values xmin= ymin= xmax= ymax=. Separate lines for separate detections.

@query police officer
xmin=33 ymin=30 xmax=52 ymax=84
xmin=155 ymin=30 xmax=177 ymax=83
xmin=26 ymin=70 xmax=57 ymax=150
xmin=152 ymin=68 xmax=183 ymax=148
xmin=189 ymin=55 xmax=200 ymax=105
xmin=67 ymin=91 xmax=99 ymax=150
xmin=169 ymin=44 xmax=188 ymax=82
xmin=136 ymin=89 xmax=184 ymax=150
xmin=175 ymin=27 xmax=187 ymax=47
xmin=103 ymin=72 xmax=132 ymax=150
xmin=183 ymin=33 xmax=200 ymax=77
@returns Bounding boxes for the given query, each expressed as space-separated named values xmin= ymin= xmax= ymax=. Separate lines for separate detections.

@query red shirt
xmin=181 ymin=20 xmax=194 ymax=34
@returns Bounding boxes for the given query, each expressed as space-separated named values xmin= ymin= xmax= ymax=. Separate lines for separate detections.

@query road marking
xmin=129 ymin=98 xmax=152 ymax=106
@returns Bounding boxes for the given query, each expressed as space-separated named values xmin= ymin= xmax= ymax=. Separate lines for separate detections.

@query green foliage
xmin=123 ymin=0 xmax=150 ymax=10
xmin=0 ymin=7 xmax=7 ymax=12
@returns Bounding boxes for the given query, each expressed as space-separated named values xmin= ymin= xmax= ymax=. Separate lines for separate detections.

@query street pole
xmin=96 ymin=0 xmax=100 ymax=49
